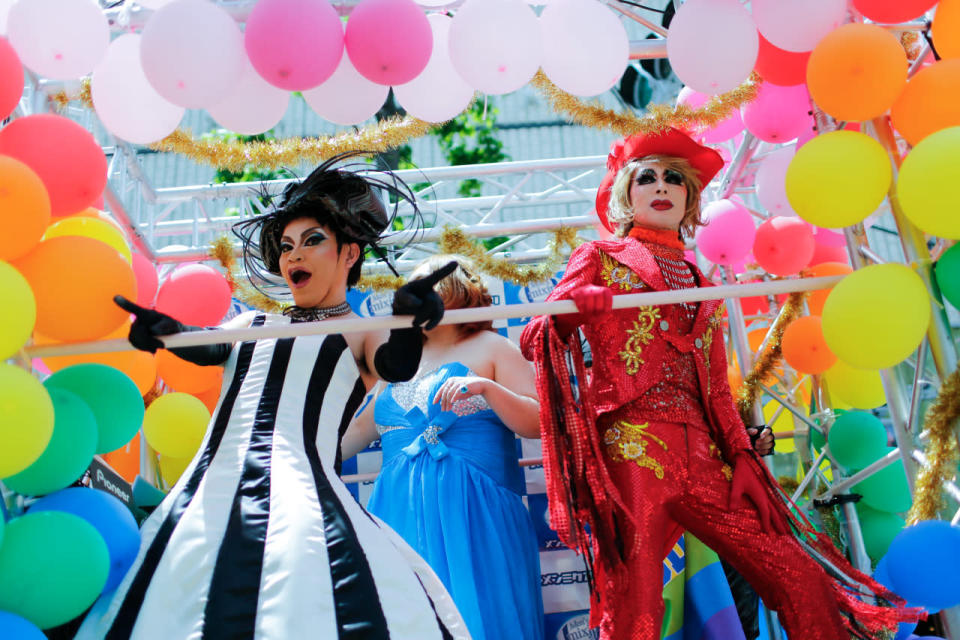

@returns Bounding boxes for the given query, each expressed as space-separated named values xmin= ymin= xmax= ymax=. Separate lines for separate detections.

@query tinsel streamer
xmin=209 ymin=236 xmax=285 ymax=314
xmin=907 ymin=368 xmax=960 ymax=524
xmin=49 ymin=78 xmax=93 ymax=111
xmin=149 ymin=117 xmax=437 ymax=172
xmin=355 ymin=273 xmax=407 ymax=292
xmin=735 ymin=291 xmax=807 ymax=423
xmin=531 ymin=69 xmax=762 ymax=137
xmin=900 ymin=31 xmax=924 ymax=61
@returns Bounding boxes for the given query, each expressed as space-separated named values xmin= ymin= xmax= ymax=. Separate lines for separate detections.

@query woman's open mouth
xmin=288 ymin=268 xmax=312 ymax=288
xmin=651 ymin=200 xmax=674 ymax=211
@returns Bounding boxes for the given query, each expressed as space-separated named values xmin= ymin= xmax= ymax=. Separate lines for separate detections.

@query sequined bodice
xmin=376 ymin=365 xmax=492 ymax=435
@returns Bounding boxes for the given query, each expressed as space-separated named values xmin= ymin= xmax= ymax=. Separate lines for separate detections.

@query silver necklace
xmin=283 ymin=301 xmax=352 ymax=322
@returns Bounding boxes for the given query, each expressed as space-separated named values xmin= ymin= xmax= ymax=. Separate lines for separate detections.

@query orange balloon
xmin=14 ymin=236 xmax=136 ymax=341
xmin=890 ymin=60 xmax=960 ymax=145
xmin=807 ymin=23 xmax=908 ymax=122
xmin=102 ymin=436 xmax=141 ymax=484
xmin=157 ymin=349 xmax=222 ymax=394
xmin=193 ymin=382 xmax=222 ymax=414
xmin=807 ymin=262 xmax=853 ymax=316
xmin=0 ymin=156 xmax=51 ymax=261
xmin=933 ymin=0 xmax=960 ymax=60
xmin=34 ymin=323 xmax=158 ymax=395
xmin=781 ymin=315 xmax=837 ymax=375
xmin=727 ymin=364 xmax=743 ymax=393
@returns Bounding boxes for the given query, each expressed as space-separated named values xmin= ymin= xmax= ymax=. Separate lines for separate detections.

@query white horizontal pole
xmin=25 ymin=275 xmax=844 ymax=359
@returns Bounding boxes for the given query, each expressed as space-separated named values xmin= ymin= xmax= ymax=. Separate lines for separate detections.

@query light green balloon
xmin=3 ymin=389 xmax=98 ymax=496
xmin=0 ymin=260 xmax=36 ymax=361
xmin=0 ymin=364 xmax=54 ymax=478
xmin=855 ymin=504 xmax=904 ymax=562
xmin=0 ymin=511 xmax=109 ymax=629
xmin=854 ymin=448 xmax=912 ymax=513
xmin=827 ymin=411 xmax=888 ymax=470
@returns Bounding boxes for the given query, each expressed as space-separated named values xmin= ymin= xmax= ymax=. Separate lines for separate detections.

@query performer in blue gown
xmin=343 ymin=255 xmax=545 ymax=640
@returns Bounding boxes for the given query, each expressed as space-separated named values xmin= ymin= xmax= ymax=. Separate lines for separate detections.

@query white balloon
xmin=140 ymin=0 xmax=245 ymax=109
xmin=302 ymin=54 xmax=388 ymax=126
xmin=91 ymin=34 xmax=184 ymax=144
xmin=138 ymin=0 xmax=176 ymax=7
xmin=7 ymin=0 xmax=108 ymax=80
xmin=207 ymin=57 xmax=290 ymax=135
xmin=754 ymin=145 xmax=798 ymax=217
xmin=394 ymin=14 xmax=473 ymax=123
xmin=540 ymin=0 xmax=629 ymax=96
xmin=0 ymin=0 xmax=15 ymax=34
xmin=751 ymin=0 xmax=846 ymax=52
xmin=449 ymin=0 xmax=541 ymax=95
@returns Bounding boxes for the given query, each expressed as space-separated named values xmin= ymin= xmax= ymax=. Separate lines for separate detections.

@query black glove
xmin=374 ymin=261 xmax=457 ymax=382
xmin=114 ymin=295 xmax=231 ymax=366
xmin=748 ymin=424 xmax=775 ymax=457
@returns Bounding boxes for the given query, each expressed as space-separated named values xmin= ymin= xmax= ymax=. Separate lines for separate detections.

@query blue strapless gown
xmin=366 ymin=362 xmax=545 ymax=640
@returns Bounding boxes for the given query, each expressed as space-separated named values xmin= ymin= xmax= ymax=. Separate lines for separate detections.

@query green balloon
xmin=855 ymin=504 xmax=904 ymax=562
xmin=935 ymin=242 xmax=960 ymax=310
xmin=3 ymin=389 xmax=98 ymax=496
xmin=44 ymin=363 xmax=144 ymax=454
xmin=827 ymin=411 xmax=888 ymax=470
xmin=0 ymin=511 xmax=109 ymax=629
xmin=854 ymin=448 xmax=912 ymax=513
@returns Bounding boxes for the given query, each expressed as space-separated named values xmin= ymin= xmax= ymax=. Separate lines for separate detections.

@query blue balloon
xmin=0 ymin=610 xmax=46 ymax=639
xmin=30 ymin=487 xmax=140 ymax=592
xmin=885 ymin=521 xmax=960 ymax=612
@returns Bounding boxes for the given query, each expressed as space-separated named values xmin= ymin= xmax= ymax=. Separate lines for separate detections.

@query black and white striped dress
xmin=79 ymin=314 xmax=469 ymax=639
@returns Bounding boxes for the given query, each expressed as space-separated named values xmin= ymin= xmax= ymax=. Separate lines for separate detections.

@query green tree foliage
xmin=435 ymin=99 xmax=509 ymax=197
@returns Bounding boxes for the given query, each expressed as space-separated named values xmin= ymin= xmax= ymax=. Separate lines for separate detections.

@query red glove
xmin=554 ymin=285 xmax=613 ymax=337
xmin=729 ymin=453 xmax=788 ymax=536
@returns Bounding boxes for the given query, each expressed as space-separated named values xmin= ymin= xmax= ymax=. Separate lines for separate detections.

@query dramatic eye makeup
xmin=636 ymin=168 xmax=657 ymax=185
xmin=304 ymin=231 xmax=326 ymax=245
xmin=664 ymin=169 xmax=684 ymax=185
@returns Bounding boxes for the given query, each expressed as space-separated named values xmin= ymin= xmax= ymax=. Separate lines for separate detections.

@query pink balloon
xmin=449 ymin=0 xmax=542 ymax=95
xmin=753 ymin=216 xmax=815 ymax=275
xmin=0 ymin=114 xmax=106 ymax=216
xmin=696 ymin=199 xmax=756 ymax=265
xmin=815 ymin=226 xmax=846 ymax=247
xmin=132 ymin=253 xmax=159 ymax=307
xmin=754 ymin=145 xmax=798 ymax=217
xmin=140 ymin=0 xmax=245 ymax=109
xmin=0 ymin=36 xmax=21 ymax=119
xmin=393 ymin=14 xmax=473 ymax=123
xmin=667 ymin=0 xmax=758 ymax=94
xmin=751 ymin=0 xmax=846 ymax=52
xmin=303 ymin=51 xmax=389 ymax=125
xmin=244 ymin=0 xmax=343 ymax=91
xmin=6 ymin=0 xmax=108 ymax=80
xmin=346 ymin=0 xmax=432 ymax=86
xmin=539 ymin=0 xmax=629 ymax=97
xmin=795 ymin=122 xmax=819 ymax=149
xmin=808 ymin=240 xmax=848 ymax=266
xmin=155 ymin=264 xmax=232 ymax=327
xmin=677 ymin=86 xmax=744 ymax=143
xmin=208 ymin=56 xmax=290 ymax=135
xmin=91 ymin=34 xmax=185 ymax=144
xmin=741 ymin=83 xmax=813 ymax=143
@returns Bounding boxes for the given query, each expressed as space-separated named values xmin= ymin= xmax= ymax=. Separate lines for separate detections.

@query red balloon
xmin=132 ymin=252 xmax=159 ymax=307
xmin=0 ymin=36 xmax=23 ymax=119
xmin=808 ymin=241 xmax=848 ymax=267
xmin=753 ymin=216 xmax=815 ymax=276
xmin=155 ymin=264 xmax=232 ymax=326
xmin=853 ymin=0 xmax=937 ymax=23
xmin=0 ymin=114 xmax=107 ymax=216
xmin=754 ymin=34 xmax=811 ymax=87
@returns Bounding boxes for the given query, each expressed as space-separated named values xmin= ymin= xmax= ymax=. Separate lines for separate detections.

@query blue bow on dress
xmin=401 ymin=407 xmax=458 ymax=460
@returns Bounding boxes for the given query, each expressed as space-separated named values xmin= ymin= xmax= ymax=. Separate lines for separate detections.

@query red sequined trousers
xmin=595 ymin=412 xmax=848 ymax=640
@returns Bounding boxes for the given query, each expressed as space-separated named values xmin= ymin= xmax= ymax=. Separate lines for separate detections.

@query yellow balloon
xmin=44 ymin=216 xmax=132 ymax=264
xmin=785 ymin=131 xmax=892 ymax=228
xmin=158 ymin=454 xmax=191 ymax=488
xmin=143 ymin=392 xmax=210 ymax=459
xmin=764 ymin=399 xmax=795 ymax=453
xmin=0 ymin=364 xmax=54 ymax=478
xmin=824 ymin=360 xmax=887 ymax=409
xmin=822 ymin=264 xmax=930 ymax=370
xmin=897 ymin=126 xmax=960 ymax=239
xmin=0 ymin=261 xmax=36 ymax=360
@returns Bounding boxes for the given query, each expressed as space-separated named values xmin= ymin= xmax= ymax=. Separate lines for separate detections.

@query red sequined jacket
xmin=520 ymin=238 xmax=752 ymax=463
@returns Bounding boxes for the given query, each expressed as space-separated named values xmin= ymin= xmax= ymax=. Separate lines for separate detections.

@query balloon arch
xmin=1 ymin=0 xmax=960 ymax=638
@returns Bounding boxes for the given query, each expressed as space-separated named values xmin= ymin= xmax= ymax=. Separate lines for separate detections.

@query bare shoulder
xmin=469 ymin=330 xmax=522 ymax=357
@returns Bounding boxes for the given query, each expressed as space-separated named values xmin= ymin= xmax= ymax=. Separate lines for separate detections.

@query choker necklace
xmin=283 ymin=301 xmax=352 ymax=322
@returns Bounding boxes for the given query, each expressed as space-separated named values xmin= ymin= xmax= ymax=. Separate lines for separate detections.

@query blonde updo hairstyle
xmin=606 ymin=155 xmax=705 ymax=239
xmin=409 ymin=254 xmax=494 ymax=336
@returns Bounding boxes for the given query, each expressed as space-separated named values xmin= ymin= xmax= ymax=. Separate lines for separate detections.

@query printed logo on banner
xmin=544 ymin=611 xmax=598 ymax=640
xmin=527 ymin=494 xmax=567 ymax=551
xmin=540 ymin=549 xmax=591 ymax=614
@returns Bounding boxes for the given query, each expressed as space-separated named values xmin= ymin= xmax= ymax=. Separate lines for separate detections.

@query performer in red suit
xmin=519 ymin=128 xmax=919 ymax=640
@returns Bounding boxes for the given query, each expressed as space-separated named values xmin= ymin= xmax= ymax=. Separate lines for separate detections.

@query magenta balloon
xmin=132 ymin=253 xmax=159 ymax=308
xmin=140 ymin=0 xmax=245 ymax=109
xmin=741 ymin=83 xmax=813 ymax=143
xmin=696 ymin=199 xmax=756 ymax=265
xmin=0 ymin=114 xmax=106 ymax=217
xmin=814 ymin=226 xmax=845 ymax=247
xmin=155 ymin=264 xmax=232 ymax=327
xmin=751 ymin=0 xmax=846 ymax=52
xmin=346 ymin=0 xmax=432 ymax=86
xmin=244 ymin=0 xmax=343 ymax=91
xmin=755 ymin=145 xmax=798 ymax=217
xmin=677 ymin=86 xmax=744 ymax=143
xmin=753 ymin=216 xmax=815 ymax=276
xmin=303 ymin=52 xmax=389 ymax=125
xmin=667 ymin=0 xmax=758 ymax=95
xmin=207 ymin=57 xmax=290 ymax=134
xmin=91 ymin=34 xmax=185 ymax=145
xmin=6 ymin=0 xmax=108 ymax=80
xmin=0 ymin=36 xmax=21 ymax=119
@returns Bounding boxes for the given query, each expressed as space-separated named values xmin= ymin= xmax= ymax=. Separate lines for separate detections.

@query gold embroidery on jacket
xmin=701 ymin=304 xmax=725 ymax=396
xmin=600 ymin=251 xmax=646 ymax=292
xmin=619 ymin=307 xmax=661 ymax=375
xmin=604 ymin=420 xmax=668 ymax=478
xmin=709 ymin=443 xmax=734 ymax=481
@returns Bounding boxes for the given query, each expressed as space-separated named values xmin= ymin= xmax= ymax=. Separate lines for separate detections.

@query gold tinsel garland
xmin=531 ymin=69 xmax=762 ymax=137
xmin=49 ymin=78 xmax=93 ymax=111
xmin=149 ymin=116 xmax=437 ymax=172
xmin=209 ymin=236 xmax=285 ymax=313
xmin=735 ymin=291 xmax=807 ymax=423
xmin=907 ymin=367 xmax=960 ymax=524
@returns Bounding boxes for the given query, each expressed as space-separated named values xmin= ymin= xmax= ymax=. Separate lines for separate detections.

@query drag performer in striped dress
xmin=79 ymin=155 xmax=469 ymax=640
